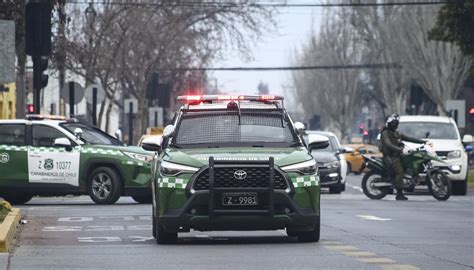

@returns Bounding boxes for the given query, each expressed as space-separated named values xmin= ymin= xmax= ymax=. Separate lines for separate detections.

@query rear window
xmin=173 ymin=111 xmax=298 ymax=147
xmin=398 ymin=121 xmax=459 ymax=140
xmin=0 ymin=124 xmax=26 ymax=146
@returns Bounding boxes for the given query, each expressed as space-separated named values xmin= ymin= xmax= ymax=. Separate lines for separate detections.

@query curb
xmin=0 ymin=208 xmax=21 ymax=252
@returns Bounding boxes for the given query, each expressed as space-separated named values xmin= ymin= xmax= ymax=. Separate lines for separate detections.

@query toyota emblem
xmin=233 ymin=170 xmax=247 ymax=180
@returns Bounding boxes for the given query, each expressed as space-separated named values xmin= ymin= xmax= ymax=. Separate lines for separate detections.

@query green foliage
xmin=428 ymin=1 xmax=474 ymax=55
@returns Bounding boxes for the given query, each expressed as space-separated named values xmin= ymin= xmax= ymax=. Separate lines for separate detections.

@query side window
xmin=0 ymin=124 xmax=26 ymax=146
xmin=32 ymin=125 xmax=68 ymax=147
xmin=358 ymin=147 xmax=367 ymax=154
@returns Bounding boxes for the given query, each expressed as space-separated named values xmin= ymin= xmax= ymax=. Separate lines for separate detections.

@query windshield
xmin=61 ymin=123 xmax=125 ymax=146
xmin=398 ymin=122 xmax=459 ymax=140
xmin=173 ymin=111 xmax=300 ymax=148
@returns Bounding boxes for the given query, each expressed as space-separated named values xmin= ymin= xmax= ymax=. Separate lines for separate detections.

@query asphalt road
xmin=2 ymin=175 xmax=474 ymax=270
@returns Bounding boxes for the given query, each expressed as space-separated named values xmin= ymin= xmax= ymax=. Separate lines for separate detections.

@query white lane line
xmin=347 ymin=184 xmax=363 ymax=193
xmin=357 ymin=215 xmax=392 ymax=221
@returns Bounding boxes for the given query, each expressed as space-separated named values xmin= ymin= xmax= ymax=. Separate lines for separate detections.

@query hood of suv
xmin=162 ymin=147 xmax=312 ymax=168
xmin=310 ymin=151 xmax=338 ymax=163
xmin=404 ymin=139 xmax=463 ymax=152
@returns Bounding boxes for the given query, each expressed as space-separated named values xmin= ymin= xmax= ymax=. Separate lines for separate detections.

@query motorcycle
xmin=360 ymin=144 xmax=451 ymax=201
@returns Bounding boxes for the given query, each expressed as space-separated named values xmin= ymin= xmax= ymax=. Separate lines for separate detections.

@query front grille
xmin=193 ymin=166 xmax=287 ymax=190
xmin=436 ymin=151 xmax=449 ymax=157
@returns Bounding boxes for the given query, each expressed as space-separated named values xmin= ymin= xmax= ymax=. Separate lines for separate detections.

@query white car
xmin=399 ymin=115 xmax=473 ymax=195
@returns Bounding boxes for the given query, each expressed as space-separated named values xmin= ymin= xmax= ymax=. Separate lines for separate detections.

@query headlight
xmin=447 ymin=150 xmax=461 ymax=159
xmin=159 ymin=160 xmax=199 ymax=176
xmin=281 ymin=159 xmax=317 ymax=175
xmin=325 ymin=161 xmax=340 ymax=169
xmin=123 ymin=151 xmax=154 ymax=162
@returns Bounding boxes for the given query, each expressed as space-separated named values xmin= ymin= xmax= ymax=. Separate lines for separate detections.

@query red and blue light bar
xmin=177 ymin=94 xmax=283 ymax=104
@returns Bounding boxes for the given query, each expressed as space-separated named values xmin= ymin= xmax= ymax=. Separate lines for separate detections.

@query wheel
xmin=427 ymin=171 xmax=451 ymax=201
xmin=346 ymin=162 xmax=352 ymax=175
xmin=2 ymin=193 xmax=33 ymax=205
xmin=88 ymin=167 xmax=122 ymax=205
xmin=296 ymin=216 xmax=320 ymax=243
xmin=131 ymin=195 xmax=152 ymax=204
xmin=361 ymin=171 xmax=388 ymax=200
xmin=152 ymin=206 xmax=156 ymax=238
xmin=341 ymin=182 xmax=346 ymax=192
xmin=451 ymin=178 xmax=467 ymax=196
xmin=156 ymin=222 xmax=177 ymax=244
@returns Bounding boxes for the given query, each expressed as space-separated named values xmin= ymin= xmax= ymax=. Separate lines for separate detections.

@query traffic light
xmin=469 ymin=107 xmax=474 ymax=123
xmin=33 ymin=56 xmax=49 ymax=90
xmin=25 ymin=2 xmax=52 ymax=56
xmin=27 ymin=104 xmax=35 ymax=114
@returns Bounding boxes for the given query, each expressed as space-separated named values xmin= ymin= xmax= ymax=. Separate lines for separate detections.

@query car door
xmin=0 ymin=123 xmax=29 ymax=184
xmin=28 ymin=124 xmax=81 ymax=187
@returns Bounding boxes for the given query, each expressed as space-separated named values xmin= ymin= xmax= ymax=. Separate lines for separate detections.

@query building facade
xmin=0 ymin=83 xmax=16 ymax=119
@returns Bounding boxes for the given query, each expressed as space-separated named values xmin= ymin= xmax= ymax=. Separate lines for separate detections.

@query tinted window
xmin=358 ymin=147 xmax=366 ymax=154
xmin=61 ymin=123 xmax=124 ymax=146
xmin=174 ymin=112 xmax=298 ymax=147
xmin=398 ymin=122 xmax=458 ymax=140
xmin=0 ymin=124 xmax=26 ymax=146
xmin=33 ymin=125 xmax=68 ymax=147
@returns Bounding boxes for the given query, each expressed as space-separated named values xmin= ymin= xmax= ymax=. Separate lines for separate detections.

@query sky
xmin=211 ymin=7 xmax=322 ymax=108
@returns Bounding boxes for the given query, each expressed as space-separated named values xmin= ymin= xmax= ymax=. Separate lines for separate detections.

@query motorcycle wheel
xmin=427 ymin=171 xmax=451 ymax=201
xmin=361 ymin=171 xmax=389 ymax=200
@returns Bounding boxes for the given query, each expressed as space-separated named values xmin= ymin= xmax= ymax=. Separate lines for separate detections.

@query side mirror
xmin=74 ymin=128 xmax=83 ymax=139
xmin=141 ymin=136 xmax=162 ymax=152
xmin=344 ymin=147 xmax=354 ymax=154
xmin=114 ymin=129 xmax=123 ymax=140
xmin=54 ymin=137 xmax=72 ymax=150
xmin=462 ymin=134 xmax=473 ymax=144
xmin=162 ymin=125 xmax=175 ymax=138
xmin=307 ymin=134 xmax=329 ymax=151
xmin=294 ymin=122 xmax=306 ymax=135
xmin=376 ymin=133 xmax=381 ymax=141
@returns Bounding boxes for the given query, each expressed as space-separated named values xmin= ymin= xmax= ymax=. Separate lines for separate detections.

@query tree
xmin=393 ymin=5 xmax=472 ymax=114
xmin=291 ymin=9 xmax=362 ymax=142
xmin=429 ymin=0 xmax=474 ymax=55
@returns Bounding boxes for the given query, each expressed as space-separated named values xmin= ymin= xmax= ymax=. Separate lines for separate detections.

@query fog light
xmin=190 ymin=188 xmax=196 ymax=194
xmin=328 ymin=173 xmax=338 ymax=178
xmin=190 ymin=208 xmax=197 ymax=214
xmin=284 ymin=208 xmax=291 ymax=214
xmin=449 ymin=165 xmax=461 ymax=172
xmin=285 ymin=188 xmax=291 ymax=193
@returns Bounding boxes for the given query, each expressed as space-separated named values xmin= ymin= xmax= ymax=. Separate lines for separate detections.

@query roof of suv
xmin=399 ymin=115 xmax=453 ymax=124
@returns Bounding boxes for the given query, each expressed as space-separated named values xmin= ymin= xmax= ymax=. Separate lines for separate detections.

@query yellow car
xmin=343 ymin=144 xmax=381 ymax=174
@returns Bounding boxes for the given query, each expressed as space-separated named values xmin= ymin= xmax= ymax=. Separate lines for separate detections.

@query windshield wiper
xmin=289 ymin=142 xmax=302 ymax=147
xmin=252 ymin=144 xmax=264 ymax=147
xmin=207 ymin=145 xmax=220 ymax=148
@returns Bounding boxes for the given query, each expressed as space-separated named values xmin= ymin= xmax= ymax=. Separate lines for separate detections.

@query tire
xmin=346 ymin=162 xmax=352 ymax=175
xmin=341 ymin=182 xmax=346 ymax=192
xmin=296 ymin=216 xmax=320 ymax=243
xmin=88 ymin=167 xmax=122 ymax=205
xmin=131 ymin=195 xmax=152 ymax=204
xmin=427 ymin=171 xmax=451 ymax=201
xmin=2 ymin=194 xmax=33 ymax=205
xmin=361 ymin=171 xmax=388 ymax=200
xmin=156 ymin=222 xmax=177 ymax=244
xmin=451 ymin=178 xmax=467 ymax=196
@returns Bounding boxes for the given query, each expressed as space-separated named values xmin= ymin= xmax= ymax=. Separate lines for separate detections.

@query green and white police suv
xmin=0 ymin=115 xmax=153 ymax=205
xmin=141 ymin=95 xmax=329 ymax=244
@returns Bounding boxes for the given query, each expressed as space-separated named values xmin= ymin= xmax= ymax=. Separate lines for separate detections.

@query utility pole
xmin=57 ymin=0 xmax=66 ymax=115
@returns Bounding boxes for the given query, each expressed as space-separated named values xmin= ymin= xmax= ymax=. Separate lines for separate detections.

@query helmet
xmin=386 ymin=113 xmax=400 ymax=130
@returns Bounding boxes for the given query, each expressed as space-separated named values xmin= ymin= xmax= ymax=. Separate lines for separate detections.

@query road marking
xmin=78 ymin=237 xmax=121 ymax=243
xmin=381 ymin=265 xmax=420 ymax=270
xmin=129 ymin=236 xmax=154 ymax=242
xmin=357 ymin=215 xmax=392 ymax=221
xmin=325 ymin=245 xmax=359 ymax=251
xmin=42 ymin=225 xmax=152 ymax=232
xmin=358 ymin=257 xmax=396 ymax=264
xmin=347 ymin=184 xmax=363 ymax=192
xmin=58 ymin=217 xmax=93 ymax=222
xmin=341 ymin=251 xmax=377 ymax=257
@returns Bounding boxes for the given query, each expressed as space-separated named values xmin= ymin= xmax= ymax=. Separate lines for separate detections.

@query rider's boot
xmin=395 ymin=189 xmax=408 ymax=201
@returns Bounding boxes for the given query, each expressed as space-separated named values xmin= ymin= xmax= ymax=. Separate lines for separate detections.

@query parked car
xmin=343 ymin=144 xmax=381 ymax=174
xmin=305 ymin=131 xmax=347 ymax=194
xmin=398 ymin=115 xmax=473 ymax=195
xmin=0 ymin=115 xmax=154 ymax=205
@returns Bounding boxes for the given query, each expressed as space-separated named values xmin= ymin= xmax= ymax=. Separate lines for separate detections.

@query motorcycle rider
xmin=380 ymin=114 xmax=426 ymax=200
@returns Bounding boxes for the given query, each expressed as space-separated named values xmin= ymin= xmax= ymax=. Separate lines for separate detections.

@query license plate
xmin=222 ymin=192 xmax=258 ymax=206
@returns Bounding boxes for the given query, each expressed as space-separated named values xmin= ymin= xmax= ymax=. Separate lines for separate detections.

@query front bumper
xmin=318 ymin=167 xmax=341 ymax=187
xmin=432 ymin=156 xmax=467 ymax=181
xmin=157 ymin=190 xmax=319 ymax=232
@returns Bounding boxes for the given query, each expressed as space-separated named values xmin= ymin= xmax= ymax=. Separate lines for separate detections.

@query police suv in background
xmin=0 ymin=115 xmax=154 ymax=204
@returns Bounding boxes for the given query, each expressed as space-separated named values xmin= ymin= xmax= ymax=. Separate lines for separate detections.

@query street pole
xmin=58 ymin=1 xmax=66 ymax=116
xmin=69 ymin=81 xmax=75 ymax=116
xmin=128 ymin=102 xmax=133 ymax=145
xmin=32 ymin=56 xmax=41 ymax=114
xmin=154 ymin=111 xmax=158 ymax=127
xmin=92 ymin=86 xmax=97 ymax=126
